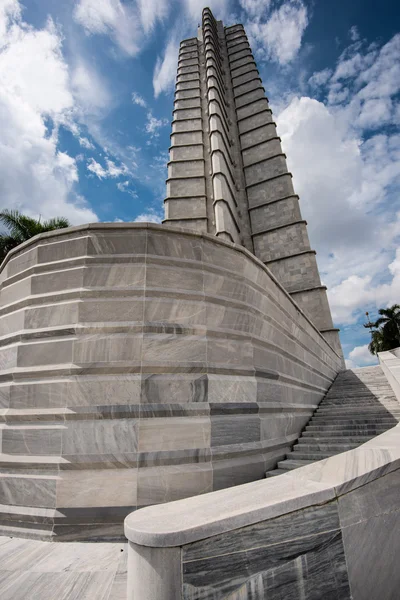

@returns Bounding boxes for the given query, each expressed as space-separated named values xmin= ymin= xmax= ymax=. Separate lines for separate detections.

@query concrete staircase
xmin=266 ymin=366 xmax=400 ymax=477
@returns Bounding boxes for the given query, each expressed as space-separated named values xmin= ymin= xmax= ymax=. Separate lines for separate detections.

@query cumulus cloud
xmin=153 ymin=37 xmax=179 ymax=98
xmin=73 ymin=0 xmax=142 ymax=56
xmin=239 ymin=0 xmax=271 ymax=17
xmin=74 ymin=0 xmax=170 ymax=55
xmin=347 ymin=344 xmax=378 ymax=368
xmin=79 ymin=136 xmax=95 ymax=149
xmin=145 ymin=112 xmax=169 ymax=139
xmin=182 ymin=0 xmax=230 ymax=21
xmin=87 ymin=157 xmax=129 ymax=179
xmin=277 ymin=33 xmax=400 ymax=328
xmin=0 ymin=2 xmax=97 ymax=224
xmin=245 ymin=0 xmax=309 ymax=65
xmin=134 ymin=208 xmax=162 ymax=223
xmin=137 ymin=0 xmax=169 ymax=33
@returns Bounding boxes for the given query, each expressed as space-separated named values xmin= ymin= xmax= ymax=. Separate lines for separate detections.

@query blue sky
xmin=1 ymin=0 xmax=400 ymax=367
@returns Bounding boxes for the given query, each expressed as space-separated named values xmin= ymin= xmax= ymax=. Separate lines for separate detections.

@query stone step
xmin=301 ymin=433 xmax=376 ymax=442
xmin=293 ymin=443 xmax=360 ymax=453
xmin=287 ymin=451 xmax=338 ymax=460
xmin=315 ymin=406 xmax=400 ymax=413
xmin=298 ymin=435 xmax=374 ymax=444
xmin=277 ymin=459 xmax=315 ymax=470
xmin=305 ymin=425 xmax=393 ymax=433
xmin=264 ymin=469 xmax=288 ymax=478
xmin=310 ymin=417 xmax=398 ymax=424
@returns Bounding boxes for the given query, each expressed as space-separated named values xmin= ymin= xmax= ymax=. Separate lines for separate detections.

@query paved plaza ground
xmin=0 ymin=536 xmax=126 ymax=599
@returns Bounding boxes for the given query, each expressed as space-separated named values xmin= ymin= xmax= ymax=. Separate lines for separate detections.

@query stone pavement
xmin=0 ymin=536 xmax=126 ymax=599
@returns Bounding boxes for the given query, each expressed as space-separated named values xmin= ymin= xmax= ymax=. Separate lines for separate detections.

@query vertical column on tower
xmin=164 ymin=38 xmax=208 ymax=232
xmin=203 ymin=8 xmax=244 ymax=245
xmin=225 ymin=23 xmax=343 ymax=360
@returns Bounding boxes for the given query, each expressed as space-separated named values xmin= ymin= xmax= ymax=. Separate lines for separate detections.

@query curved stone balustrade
xmin=125 ymin=420 xmax=400 ymax=600
xmin=0 ymin=223 xmax=342 ymax=540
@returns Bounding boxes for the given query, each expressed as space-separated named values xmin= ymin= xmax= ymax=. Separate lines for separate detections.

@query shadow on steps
xmin=266 ymin=365 xmax=400 ymax=477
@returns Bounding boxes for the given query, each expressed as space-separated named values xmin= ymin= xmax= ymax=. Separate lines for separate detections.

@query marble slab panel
xmin=208 ymin=375 xmax=257 ymax=404
xmin=183 ymin=526 xmax=350 ymax=599
xmin=137 ymin=463 xmax=213 ymax=506
xmin=79 ymin=300 xmax=144 ymax=323
xmin=73 ymin=334 xmax=142 ymax=365
xmin=142 ymin=333 xmax=206 ymax=366
xmin=211 ymin=415 xmax=260 ymax=446
xmin=0 ymin=475 xmax=57 ymax=508
xmin=146 ymin=231 xmax=203 ymax=262
xmin=138 ymin=417 xmax=211 ymax=452
xmin=62 ymin=419 xmax=138 ymax=455
xmin=17 ymin=339 xmax=73 ymax=367
xmin=87 ymin=231 xmax=147 ymax=256
xmin=144 ymin=297 xmax=206 ymax=326
xmin=338 ymin=468 xmax=400 ymax=599
xmin=260 ymin=412 xmax=312 ymax=440
xmin=57 ymin=469 xmax=137 ymax=508
xmin=145 ymin=263 xmax=203 ymax=292
xmin=2 ymin=426 xmax=63 ymax=455
xmin=83 ymin=264 xmax=145 ymax=289
xmin=141 ymin=373 xmax=208 ymax=404
xmin=212 ymin=454 xmax=266 ymax=490
xmin=25 ymin=302 xmax=79 ymax=329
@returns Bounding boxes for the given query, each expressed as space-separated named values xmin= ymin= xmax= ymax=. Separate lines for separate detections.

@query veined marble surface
xmin=0 ymin=536 xmax=126 ymax=600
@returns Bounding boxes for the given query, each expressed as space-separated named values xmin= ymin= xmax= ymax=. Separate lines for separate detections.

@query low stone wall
xmin=379 ymin=348 xmax=400 ymax=401
xmin=125 ymin=421 xmax=400 ymax=599
xmin=0 ymin=224 xmax=341 ymax=539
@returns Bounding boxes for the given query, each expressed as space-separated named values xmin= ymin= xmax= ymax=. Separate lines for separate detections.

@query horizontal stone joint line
xmin=251 ymin=220 xmax=308 ymax=237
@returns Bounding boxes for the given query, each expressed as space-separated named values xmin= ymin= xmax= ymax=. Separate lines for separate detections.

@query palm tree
xmin=373 ymin=305 xmax=400 ymax=341
xmin=364 ymin=305 xmax=400 ymax=355
xmin=0 ymin=209 xmax=71 ymax=262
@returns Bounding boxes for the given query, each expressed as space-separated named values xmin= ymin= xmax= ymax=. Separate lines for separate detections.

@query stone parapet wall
xmin=0 ymin=224 xmax=341 ymax=540
xmin=125 ymin=408 xmax=400 ymax=599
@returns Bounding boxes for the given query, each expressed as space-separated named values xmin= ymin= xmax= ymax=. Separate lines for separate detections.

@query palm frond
xmin=42 ymin=217 xmax=71 ymax=231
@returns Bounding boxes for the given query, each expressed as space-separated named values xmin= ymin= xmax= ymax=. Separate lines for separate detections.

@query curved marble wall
xmin=0 ymin=224 xmax=342 ymax=540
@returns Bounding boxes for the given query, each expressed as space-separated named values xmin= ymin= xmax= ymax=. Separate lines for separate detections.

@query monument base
xmin=0 ymin=224 xmax=342 ymax=540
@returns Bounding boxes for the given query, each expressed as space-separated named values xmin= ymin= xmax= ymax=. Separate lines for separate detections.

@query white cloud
xmin=117 ymin=180 xmax=138 ymax=198
xmin=87 ymin=157 xmax=129 ymax=179
xmin=277 ymin=94 xmax=400 ymax=325
xmin=348 ymin=344 xmax=378 ymax=367
xmin=239 ymin=0 xmax=271 ymax=17
xmin=308 ymin=68 xmax=332 ymax=89
xmin=79 ymin=136 xmax=95 ymax=149
xmin=349 ymin=25 xmax=360 ymax=42
xmin=132 ymin=91 xmax=147 ymax=108
xmin=246 ymin=0 xmax=309 ymax=65
xmin=73 ymin=0 xmax=142 ymax=56
xmin=134 ymin=209 xmax=162 ymax=223
xmin=137 ymin=0 xmax=169 ymax=33
xmin=71 ymin=61 xmax=111 ymax=113
xmin=182 ymin=0 xmax=230 ymax=21
xmin=74 ymin=0 xmax=170 ymax=55
xmin=145 ymin=112 xmax=169 ymax=138
xmin=153 ymin=37 xmax=179 ymax=98
xmin=0 ymin=0 xmax=21 ymax=45
xmin=0 ymin=3 xmax=97 ymax=224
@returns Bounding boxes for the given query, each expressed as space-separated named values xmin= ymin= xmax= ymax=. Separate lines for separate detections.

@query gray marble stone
xmin=339 ymin=468 xmax=400 ymax=600
xmin=127 ymin=542 xmax=181 ymax=600
xmin=183 ymin=527 xmax=350 ymax=600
